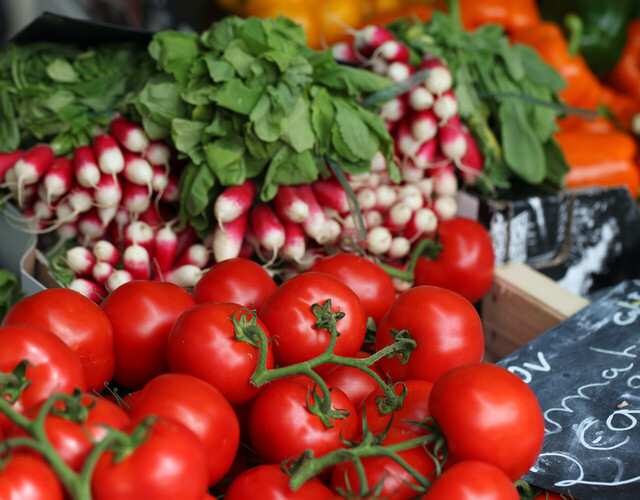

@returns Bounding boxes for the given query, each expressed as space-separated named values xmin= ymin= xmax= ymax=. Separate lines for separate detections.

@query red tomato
xmin=91 ymin=417 xmax=209 ymax=500
xmin=259 ymin=272 xmax=366 ymax=370
xmin=331 ymin=426 xmax=437 ymax=499
xmin=323 ymin=351 xmax=383 ymax=409
xmin=9 ymin=394 xmax=130 ymax=472
xmin=375 ymin=286 xmax=484 ymax=383
xmin=0 ymin=454 xmax=64 ymax=500
xmin=191 ymin=258 xmax=277 ymax=311
xmin=248 ymin=375 xmax=359 ymax=464
xmin=166 ymin=303 xmax=273 ymax=405
xmin=127 ymin=373 xmax=240 ymax=485
xmin=359 ymin=379 xmax=433 ymax=434
xmin=307 ymin=254 xmax=396 ymax=324
xmin=532 ymin=491 xmax=566 ymax=499
xmin=1 ymin=288 xmax=114 ymax=392
xmin=100 ymin=280 xmax=195 ymax=389
xmin=420 ymin=460 xmax=519 ymax=499
xmin=429 ymin=363 xmax=545 ymax=481
xmin=0 ymin=324 xmax=86 ymax=433
xmin=224 ymin=464 xmax=333 ymax=499
xmin=414 ymin=217 xmax=495 ymax=304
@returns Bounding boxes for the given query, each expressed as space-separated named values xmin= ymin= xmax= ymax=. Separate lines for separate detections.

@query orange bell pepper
xmin=511 ymin=21 xmax=602 ymax=130
xmin=607 ymin=19 xmax=640 ymax=103
xmin=599 ymin=84 xmax=640 ymax=133
xmin=458 ymin=0 xmax=541 ymax=35
xmin=555 ymin=129 xmax=639 ymax=198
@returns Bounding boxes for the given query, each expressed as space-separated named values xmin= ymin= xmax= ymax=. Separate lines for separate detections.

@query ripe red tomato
xmin=166 ymin=303 xmax=273 ymax=405
xmin=0 ymin=454 xmax=64 ymax=500
xmin=331 ymin=426 xmax=437 ymax=499
xmin=191 ymin=257 xmax=277 ymax=311
xmin=9 ymin=394 xmax=130 ymax=472
xmin=248 ymin=375 xmax=359 ymax=464
xmin=127 ymin=373 xmax=240 ymax=485
xmin=307 ymin=253 xmax=396 ymax=324
xmin=420 ymin=460 xmax=519 ymax=499
xmin=100 ymin=280 xmax=195 ymax=389
xmin=428 ymin=363 xmax=545 ymax=481
xmin=0 ymin=324 xmax=86 ymax=433
xmin=359 ymin=379 xmax=433 ymax=434
xmin=414 ymin=217 xmax=495 ymax=304
xmin=323 ymin=351 xmax=384 ymax=409
xmin=224 ymin=464 xmax=333 ymax=499
xmin=375 ymin=286 xmax=484 ymax=383
xmin=259 ymin=272 xmax=367 ymax=370
xmin=1 ymin=288 xmax=114 ymax=392
xmin=91 ymin=417 xmax=209 ymax=500
xmin=532 ymin=491 xmax=566 ymax=499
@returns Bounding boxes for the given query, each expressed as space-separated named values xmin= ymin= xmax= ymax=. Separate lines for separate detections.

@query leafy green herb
xmin=388 ymin=11 xmax=571 ymax=196
xmin=132 ymin=15 xmax=394 ymax=236
xmin=0 ymin=270 xmax=23 ymax=321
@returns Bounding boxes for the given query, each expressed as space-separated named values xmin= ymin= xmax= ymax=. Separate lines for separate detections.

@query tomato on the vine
xmin=414 ymin=217 xmax=495 ymax=304
xmin=100 ymin=280 xmax=195 ymax=389
xmin=191 ymin=257 xmax=277 ymax=311
xmin=248 ymin=375 xmax=359 ymax=464
xmin=0 ymin=324 xmax=86 ymax=434
xmin=0 ymin=454 xmax=64 ymax=500
xmin=91 ymin=417 xmax=209 ymax=500
xmin=323 ymin=351 xmax=384 ymax=409
xmin=375 ymin=286 xmax=484 ymax=383
xmin=259 ymin=272 xmax=366 ymax=371
xmin=307 ymin=253 xmax=396 ymax=324
xmin=420 ymin=460 xmax=519 ymax=499
xmin=166 ymin=303 xmax=273 ymax=405
xmin=127 ymin=373 xmax=240 ymax=486
xmin=224 ymin=464 xmax=333 ymax=499
xmin=1 ymin=288 xmax=114 ymax=392
xmin=428 ymin=363 xmax=545 ymax=481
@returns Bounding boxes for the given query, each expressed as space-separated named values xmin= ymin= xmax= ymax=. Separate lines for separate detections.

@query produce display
xmin=1 ymin=0 xmax=640 ymax=498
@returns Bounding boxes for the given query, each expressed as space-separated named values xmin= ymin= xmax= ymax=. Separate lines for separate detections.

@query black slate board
xmin=498 ymin=279 xmax=640 ymax=499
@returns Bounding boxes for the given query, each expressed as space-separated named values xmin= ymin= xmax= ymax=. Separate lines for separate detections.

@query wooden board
xmin=481 ymin=261 xmax=590 ymax=362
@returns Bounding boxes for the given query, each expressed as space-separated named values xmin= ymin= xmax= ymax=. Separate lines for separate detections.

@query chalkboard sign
xmin=498 ymin=279 xmax=640 ymax=499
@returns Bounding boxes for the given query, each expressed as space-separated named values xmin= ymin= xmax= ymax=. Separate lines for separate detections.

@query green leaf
xmin=543 ymin=137 xmax=569 ymax=189
xmin=310 ymin=87 xmax=335 ymax=151
xmin=149 ymin=31 xmax=200 ymax=85
xmin=499 ymin=100 xmax=546 ymax=184
xmin=0 ymin=270 xmax=23 ymax=321
xmin=203 ymin=136 xmax=246 ymax=185
xmin=0 ymin=86 xmax=19 ymax=152
xmin=250 ymin=93 xmax=283 ymax=142
xmin=134 ymin=74 xmax=188 ymax=139
xmin=260 ymin=145 xmax=317 ymax=200
xmin=203 ymin=55 xmax=235 ymax=83
xmin=200 ymin=16 xmax=243 ymax=51
xmin=315 ymin=65 xmax=392 ymax=95
xmin=46 ymin=58 xmax=79 ymax=83
xmin=281 ymin=95 xmax=314 ymax=153
xmin=334 ymin=99 xmax=378 ymax=161
xmin=223 ymin=39 xmax=255 ymax=78
xmin=212 ymin=78 xmax=263 ymax=115
xmin=171 ymin=118 xmax=207 ymax=154
xmin=512 ymin=44 xmax=567 ymax=93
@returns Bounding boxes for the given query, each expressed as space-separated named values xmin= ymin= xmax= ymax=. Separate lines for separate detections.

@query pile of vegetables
xmin=0 ymin=255 xmax=553 ymax=499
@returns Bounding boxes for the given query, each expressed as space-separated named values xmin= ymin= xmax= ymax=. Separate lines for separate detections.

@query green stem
xmin=377 ymin=237 xmax=439 ymax=282
xmin=446 ymin=0 xmax=462 ymax=30
xmin=564 ymin=13 xmax=583 ymax=58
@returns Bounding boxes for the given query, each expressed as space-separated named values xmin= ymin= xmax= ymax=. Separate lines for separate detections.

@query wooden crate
xmin=481 ymin=261 xmax=590 ymax=362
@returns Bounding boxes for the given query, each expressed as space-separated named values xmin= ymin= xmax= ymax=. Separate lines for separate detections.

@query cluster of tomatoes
xmin=0 ymin=221 xmax=550 ymax=499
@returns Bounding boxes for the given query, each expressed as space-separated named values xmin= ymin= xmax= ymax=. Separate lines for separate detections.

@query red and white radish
xmin=211 ymin=211 xmax=249 ymax=263
xmin=433 ymin=89 xmax=458 ymax=125
xmin=72 ymin=146 xmax=101 ymax=189
xmin=92 ymin=134 xmax=125 ymax=176
xmin=366 ymin=225 xmax=393 ymax=254
xmin=281 ymin=220 xmax=306 ymax=263
xmin=121 ymin=180 xmax=151 ymax=215
xmin=124 ymin=220 xmax=155 ymax=257
xmin=175 ymin=243 xmax=210 ymax=269
xmin=410 ymin=110 xmax=438 ymax=142
xmin=272 ymin=185 xmax=310 ymax=223
xmin=11 ymin=144 xmax=55 ymax=206
xmin=110 ymin=117 xmax=150 ymax=154
xmin=160 ymin=265 xmax=204 ymax=288
xmin=65 ymin=246 xmax=96 ymax=277
xmin=145 ymin=140 xmax=171 ymax=167
xmin=0 ymin=150 xmax=23 ymax=183
xmin=407 ymin=85 xmax=434 ymax=111
xmin=122 ymin=151 xmax=153 ymax=191
xmin=152 ymin=224 xmax=179 ymax=276
xmin=311 ymin=178 xmax=349 ymax=214
xmin=105 ymin=269 xmax=134 ymax=292
xmin=214 ymin=179 xmax=256 ymax=225
xmin=379 ymin=96 xmax=407 ymax=122
xmin=92 ymin=239 xmax=121 ymax=267
xmin=94 ymin=172 xmax=123 ymax=209
xmin=250 ymin=203 xmax=285 ymax=260
xmin=67 ymin=278 xmax=105 ymax=304
xmin=420 ymin=55 xmax=453 ymax=96
xmin=123 ymin=242 xmax=151 ymax=280
xmin=92 ymin=261 xmax=115 ymax=286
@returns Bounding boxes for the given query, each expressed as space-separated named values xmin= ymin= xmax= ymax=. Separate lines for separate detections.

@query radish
xmin=68 ymin=184 xmax=94 ymax=215
xmin=407 ymin=85 xmax=434 ymax=111
xmin=396 ymin=121 xmax=422 ymax=158
xmin=353 ymin=25 xmax=395 ymax=57
xmin=56 ymin=220 xmax=78 ymax=244
xmin=433 ymin=89 xmax=458 ymax=125
xmin=92 ymin=134 xmax=125 ymax=175
xmin=105 ymin=269 xmax=134 ymax=292
xmin=404 ymin=207 xmax=438 ymax=240
xmin=387 ymin=61 xmax=414 ymax=83
xmin=94 ymin=172 xmax=123 ymax=209
xmin=458 ymin=124 xmax=484 ymax=184
xmin=11 ymin=144 xmax=55 ymax=206
xmin=2 ymin=168 xmax=37 ymax=207
xmin=387 ymin=236 xmax=411 ymax=259
xmin=214 ymin=179 xmax=256 ymax=224
xmin=110 ymin=117 xmax=149 ymax=154
xmin=356 ymin=187 xmax=377 ymax=211
xmin=364 ymin=209 xmax=383 ymax=228
xmin=420 ymin=55 xmax=453 ymax=96
xmin=108 ymin=206 xmax=131 ymax=248
xmin=123 ymin=242 xmax=151 ymax=280
xmin=331 ymin=42 xmax=360 ymax=63
xmin=432 ymin=195 xmax=458 ymax=220
xmin=121 ymin=180 xmax=151 ymax=215
xmin=384 ymin=201 xmax=413 ymax=230
xmin=400 ymin=162 xmax=425 ymax=184
xmin=379 ymin=96 xmax=407 ymax=122
xmin=398 ymin=185 xmax=424 ymax=211
xmin=432 ymin=166 xmax=458 ymax=197
xmin=151 ymin=165 xmax=169 ymax=193
xmin=77 ymin=209 xmax=105 ymax=244
xmin=92 ymin=261 xmax=115 ymax=286
xmin=145 ymin=140 xmax=171 ymax=167
xmin=160 ymin=172 xmax=180 ymax=202
xmin=124 ymin=220 xmax=155 ymax=257
xmin=137 ymin=204 xmax=165 ymax=229
xmin=438 ymin=115 xmax=468 ymax=164
xmin=175 ymin=243 xmax=210 ymax=269
xmin=160 ymin=265 xmax=204 ymax=288
xmin=295 ymin=185 xmax=330 ymax=244
xmin=411 ymin=139 xmax=438 ymax=169
xmin=65 ymin=246 xmax=96 ymax=277
xmin=416 ymin=177 xmax=434 ymax=200
xmin=366 ymin=226 xmax=393 ymax=254
xmin=410 ymin=110 xmax=438 ymax=142
xmin=68 ymin=278 xmax=106 ymax=304
xmin=368 ymin=57 xmax=389 ymax=76
xmin=374 ymin=185 xmax=397 ymax=211
xmin=93 ymin=239 xmax=121 ymax=266
xmin=250 ymin=203 xmax=285 ymax=261
xmin=370 ymin=150 xmax=387 ymax=172
xmin=212 ymin=211 xmax=249 ymax=263
xmin=272 ymin=185 xmax=310 ymax=223
xmin=122 ymin=151 xmax=153 ymax=191
xmin=72 ymin=146 xmax=101 ymax=189
xmin=376 ymin=40 xmax=410 ymax=63
xmin=281 ymin=221 xmax=306 ymax=263
xmin=174 ymin=223 xmax=199 ymax=263
xmin=324 ymin=219 xmax=342 ymax=245
xmin=152 ymin=224 xmax=179 ymax=275
xmin=311 ymin=178 xmax=349 ymax=214
xmin=97 ymin=205 xmax=119 ymax=229
xmin=0 ymin=150 xmax=23 ymax=183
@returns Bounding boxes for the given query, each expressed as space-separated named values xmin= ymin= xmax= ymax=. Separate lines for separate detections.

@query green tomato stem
xmin=377 ymin=237 xmax=440 ymax=282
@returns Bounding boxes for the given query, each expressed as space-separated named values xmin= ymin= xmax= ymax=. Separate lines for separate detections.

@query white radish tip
xmin=98 ymin=149 xmax=125 ymax=174
xmin=434 ymin=196 xmax=458 ymax=220
xmin=366 ymin=226 xmax=393 ymax=254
